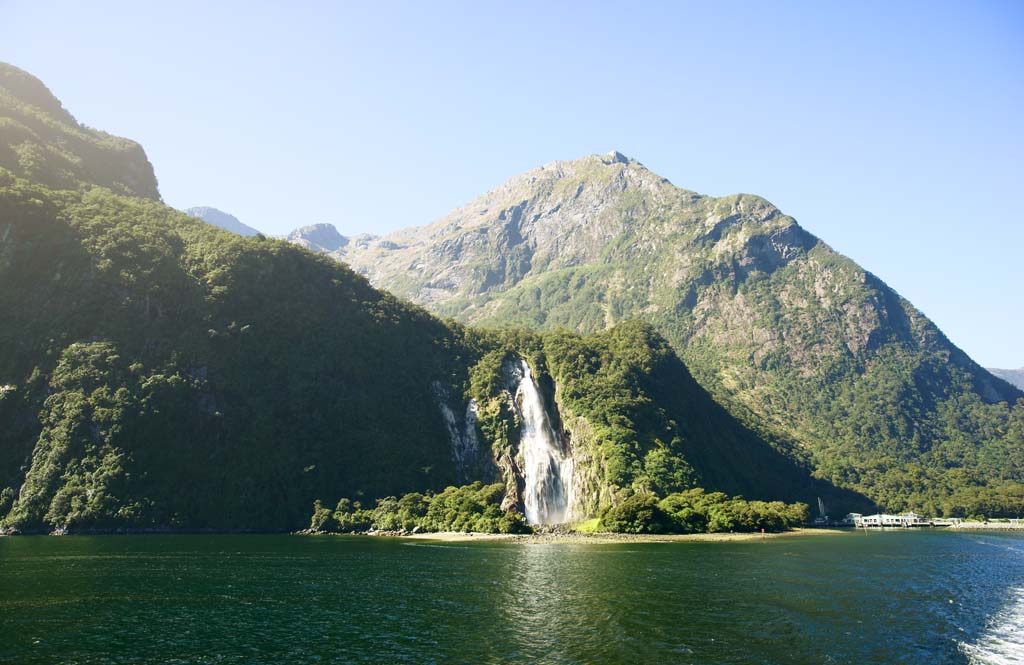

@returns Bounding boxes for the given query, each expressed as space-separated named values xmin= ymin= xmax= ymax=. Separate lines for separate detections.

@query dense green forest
xmin=1 ymin=61 xmax=1019 ymax=536
xmin=309 ymin=482 xmax=530 ymax=534
xmin=0 ymin=175 xmax=469 ymax=530
xmin=0 ymin=171 xmax=848 ymax=532
xmin=0 ymin=169 xmax=848 ymax=531
xmin=459 ymin=323 xmax=863 ymax=517
xmin=306 ymin=482 xmax=809 ymax=535
xmin=599 ymin=488 xmax=808 ymax=534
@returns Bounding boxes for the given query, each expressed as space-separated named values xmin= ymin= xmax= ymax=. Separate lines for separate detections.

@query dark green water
xmin=2 ymin=530 xmax=1022 ymax=664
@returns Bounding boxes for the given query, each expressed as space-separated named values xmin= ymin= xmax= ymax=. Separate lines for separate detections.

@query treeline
xmin=599 ymin=488 xmax=810 ymax=534
xmin=308 ymin=484 xmax=810 ymax=536
xmin=309 ymin=482 xmax=530 ymax=534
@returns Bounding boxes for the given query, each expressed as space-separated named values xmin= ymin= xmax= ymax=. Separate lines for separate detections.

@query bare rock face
xmin=282 ymin=153 xmax=1020 ymax=425
xmin=336 ymin=151 xmax=698 ymax=306
xmin=287 ymin=223 xmax=348 ymax=253
xmin=430 ymin=380 xmax=486 ymax=482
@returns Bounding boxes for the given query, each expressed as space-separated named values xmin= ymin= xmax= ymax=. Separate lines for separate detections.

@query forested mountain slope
xmin=0 ymin=64 xmax=855 ymax=532
xmin=0 ymin=63 xmax=159 ymax=199
xmin=305 ymin=151 xmax=1024 ymax=515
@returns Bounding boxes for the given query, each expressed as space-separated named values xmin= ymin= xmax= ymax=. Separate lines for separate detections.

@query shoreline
xmin=301 ymin=527 xmax=847 ymax=544
xmin=9 ymin=524 xmax=1022 ymax=539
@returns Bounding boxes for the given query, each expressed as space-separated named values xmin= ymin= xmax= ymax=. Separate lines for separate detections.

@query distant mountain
xmin=299 ymin=150 xmax=1024 ymax=514
xmin=287 ymin=223 xmax=347 ymax=252
xmin=0 ymin=65 xmax=854 ymax=533
xmin=990 ymin=368 xmax=1024 ymax=390
xmin=186 ymin=206 xmax=261 ymax=237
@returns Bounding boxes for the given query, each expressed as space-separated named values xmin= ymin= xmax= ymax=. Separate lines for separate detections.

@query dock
xmin=847 ymin=512 xmax=1024 ymax=530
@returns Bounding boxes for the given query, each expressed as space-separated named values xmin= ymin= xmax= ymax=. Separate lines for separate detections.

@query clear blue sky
xmin=3 ymin=1 xmax=1022 ymax=367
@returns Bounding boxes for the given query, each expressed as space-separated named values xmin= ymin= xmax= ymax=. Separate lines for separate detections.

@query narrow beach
xmin=371 ymin=528 xmax=846 ymax=544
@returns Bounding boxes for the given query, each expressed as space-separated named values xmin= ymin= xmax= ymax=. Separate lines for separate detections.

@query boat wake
xmin=960 ymin=586 xmax=1024 ymax=664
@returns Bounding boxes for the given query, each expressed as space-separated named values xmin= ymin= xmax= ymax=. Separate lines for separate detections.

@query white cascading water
xmin=960 ymin=585 xmax=1024 ymax=664
xmin=512 ymin=359 xmax=574 ymax=525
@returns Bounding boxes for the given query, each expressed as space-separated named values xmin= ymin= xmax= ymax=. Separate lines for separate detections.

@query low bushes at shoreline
xmin=308 ymin=483 xmax=809 ymax=536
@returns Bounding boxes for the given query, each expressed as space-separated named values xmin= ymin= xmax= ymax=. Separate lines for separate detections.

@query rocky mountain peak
xmin=287 ymin=223 xmax=347 ymax=253
xmin=601 ymin=150 xmax=634 ymax=165
xmin=281 ymin=152 xmax=806 ymax=310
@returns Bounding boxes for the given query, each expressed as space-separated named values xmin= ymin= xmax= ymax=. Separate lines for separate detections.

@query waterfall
xmin=511 ymin=359 xmax=574 ymax=525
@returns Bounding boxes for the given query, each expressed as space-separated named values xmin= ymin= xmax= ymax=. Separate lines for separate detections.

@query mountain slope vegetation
xmin=0 ymin=63 xmax=853 ymax=532
xmin=0 ymin=63 xmax=159 ymax=199
xmin=303 ymin=151 xmax=1024 ymax=515
xmin=0 ymin=174 xmax=471 ymax=530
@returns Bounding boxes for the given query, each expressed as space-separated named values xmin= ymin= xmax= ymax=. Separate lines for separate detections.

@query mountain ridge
xmin=0 ymin=62 xmax=160 ymax=200
xmin=287 ymin=150 xmax=1024 ymax=513
xmin=989 ymin=368 xmax=1024 ymax=391
xmin=185 ymin=206 xmax=261 ymax=237
xmin=0 ymin=65 xmax=864 ymax=533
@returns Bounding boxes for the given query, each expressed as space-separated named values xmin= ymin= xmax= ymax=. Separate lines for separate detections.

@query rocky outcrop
xmin=287 ymin=223 xmax=348 ymax=253
xmin=430 ymin=380 xmax=486 ymax=482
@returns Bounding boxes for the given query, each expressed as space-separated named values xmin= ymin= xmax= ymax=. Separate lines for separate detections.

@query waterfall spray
xmin=511 ymin=359 xmax=574 ymax=525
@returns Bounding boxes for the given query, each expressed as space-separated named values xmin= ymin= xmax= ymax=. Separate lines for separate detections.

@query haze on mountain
xmin=0 ymin=62 xmax=158 ymax=199
xmin=287 ymin=223 xmax=348 ymax=253
xmin=288 ymin=150 xmax=1024 ymax=514
xmin=989 ymin=368 xmax=1024 ymax=391
xmin=185 ymin=206 xmax=261 ymax=237
xmin=0 ymin=63 xmax=854 ymax=534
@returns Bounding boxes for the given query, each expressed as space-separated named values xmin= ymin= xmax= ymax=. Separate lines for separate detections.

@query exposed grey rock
xmin=989 ymin=368 xmax=1024 ymax=390
xmin=186 ymin=207 xmax=261 ymax=237
xmin=303 ymin=151 xmax=1017 ymax=411
xmin=287 ymin=223 xmax=347 ymax=253
xmin=430 ymin=380 xmax=485 ymax=481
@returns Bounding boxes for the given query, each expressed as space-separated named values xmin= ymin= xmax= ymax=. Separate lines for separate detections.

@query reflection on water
xmin=1 ymin=531 xmax=1023 ymax=664
xmin=498 ymin=545 xmax=636 ymax=662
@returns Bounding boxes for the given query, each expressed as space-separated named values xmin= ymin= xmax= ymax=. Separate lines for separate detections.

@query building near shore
xmin=854 ymin=513 xmax=925 ymax=528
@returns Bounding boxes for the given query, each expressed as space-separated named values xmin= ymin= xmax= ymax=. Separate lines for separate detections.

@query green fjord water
xmin=1 ymin=531 xmax=1022 ymax=664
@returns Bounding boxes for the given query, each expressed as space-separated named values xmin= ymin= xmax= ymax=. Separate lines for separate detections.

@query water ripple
xmin=1 ymin=531 xmax=1023 ymax=664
